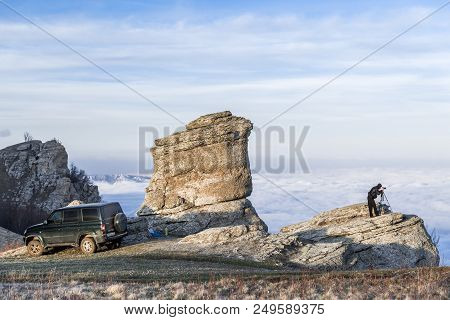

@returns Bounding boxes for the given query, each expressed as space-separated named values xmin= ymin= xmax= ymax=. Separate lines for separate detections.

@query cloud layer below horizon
xmin=95 ymin=167 xmax=450 ymax=265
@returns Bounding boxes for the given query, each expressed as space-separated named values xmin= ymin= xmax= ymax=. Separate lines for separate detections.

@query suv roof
xmin=55 ymin=202 xmax=119 ymax=211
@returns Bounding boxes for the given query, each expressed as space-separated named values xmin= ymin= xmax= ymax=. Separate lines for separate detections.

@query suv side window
xmin=48 ymin=211 xmax=62 ymax=224
xmin=63 ymin=210 xmax=80 ymax=224
xmin=82 ymin=208 xmax=99 ymax=222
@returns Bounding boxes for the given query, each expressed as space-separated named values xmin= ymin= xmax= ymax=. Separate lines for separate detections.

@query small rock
xmin=66 ymin=200 xmax=85 ymax=207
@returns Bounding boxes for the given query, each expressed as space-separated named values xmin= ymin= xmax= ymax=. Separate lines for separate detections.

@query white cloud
xmin=96 ymin=180 xmax=148 ymax=195
xmin=0 ymin=6 xmax=449 ymax=169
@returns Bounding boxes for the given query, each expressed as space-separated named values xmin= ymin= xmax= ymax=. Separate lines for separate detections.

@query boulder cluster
xmin=135 ymin=111 xmax=439 ymax=269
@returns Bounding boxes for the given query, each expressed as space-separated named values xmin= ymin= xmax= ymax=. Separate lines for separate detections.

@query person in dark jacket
xmin=368 ymin=183 xmax=384 ymax=217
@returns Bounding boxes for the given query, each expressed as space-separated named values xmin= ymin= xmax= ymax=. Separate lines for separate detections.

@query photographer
xmin=367 ymin=183 xmax=385 ymax=217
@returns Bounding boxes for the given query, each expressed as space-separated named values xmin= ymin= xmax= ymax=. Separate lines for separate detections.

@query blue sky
xmin=0 ymin=1 xmax=445 ymax=19
xmin=0 ymin=0 xmax=449 ymax=173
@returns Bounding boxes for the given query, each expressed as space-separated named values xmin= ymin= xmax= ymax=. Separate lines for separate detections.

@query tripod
xmin=377 ymin=192 xmax=392 ymax=214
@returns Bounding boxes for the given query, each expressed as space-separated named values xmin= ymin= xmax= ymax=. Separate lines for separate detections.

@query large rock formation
xmin=179 ymin=204 xmax=440 ymax=269
xmin=134 ymin=111 xmax=438 ymax=269
xmin=0 ymin=140 xmax=101 ymax=233
xmin=137 ymin=111 xmax=267 ymax=236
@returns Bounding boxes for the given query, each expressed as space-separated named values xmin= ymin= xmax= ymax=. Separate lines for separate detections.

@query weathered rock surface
xmin=137 ymin=111 xmax=267 ymax=236
xmin=145 ymin=199 xmax=267 ymax=237
xmin=0 ymin=140 xmax=101 ymax=233
xmin=177 ymin=204 xmax=440 ymax=270
xmin=123 ymin=217 xmax=152 ymax=245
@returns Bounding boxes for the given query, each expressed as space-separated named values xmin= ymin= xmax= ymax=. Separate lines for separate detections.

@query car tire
xmin=80 ymin=237 xmax=97 ymax=254
xmin=114 ymin=213 xmax=127 ymax=233
xmin=27 ymin=239 xmax=44 ymax=257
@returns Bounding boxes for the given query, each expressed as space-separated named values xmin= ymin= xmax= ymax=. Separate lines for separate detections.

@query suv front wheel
xmin=80 ymin=237 xmax=97 ymax=254
xmin=27 ymin=239 xmax=44 ymax=257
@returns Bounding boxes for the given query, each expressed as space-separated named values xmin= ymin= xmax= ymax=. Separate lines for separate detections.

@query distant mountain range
xmin=89 ymin=174 xmax=150 ymax=184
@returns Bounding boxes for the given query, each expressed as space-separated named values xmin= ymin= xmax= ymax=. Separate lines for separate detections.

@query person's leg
xmin=368 ymin=197 xmax=374 ymax=217
xmin=374 ymin=201 xmax=380 ymax=216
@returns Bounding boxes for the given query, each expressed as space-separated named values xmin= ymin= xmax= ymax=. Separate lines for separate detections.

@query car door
xmin=61 ymin=209 xmax=81 ymax=244
xmin=43 ymin=210 xmax=64 ymax=245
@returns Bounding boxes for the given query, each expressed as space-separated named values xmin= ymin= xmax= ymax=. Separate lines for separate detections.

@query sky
xmin=0 ymin=0 xmax=449 ymax=174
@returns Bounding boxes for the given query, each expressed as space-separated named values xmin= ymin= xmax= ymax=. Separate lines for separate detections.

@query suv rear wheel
xmin=27 ymin=239 xmax=44 ymax=257
xmin=80 ymin=237 xmax=96 ymax=254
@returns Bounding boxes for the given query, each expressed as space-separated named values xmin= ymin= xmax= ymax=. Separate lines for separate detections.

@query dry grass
xmin=0 ymin=267 xmax=448 ymax=300
xmin=0 ymin=242 xmax=22 ymax=254
xmin=0 ymin=241 xmax=448 ymax=300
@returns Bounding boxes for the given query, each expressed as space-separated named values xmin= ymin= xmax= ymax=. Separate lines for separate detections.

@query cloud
xmin=95 ymin=180 xmax=148 ymax=195
xmin=0 ymin=5 xmax=449 ymax=169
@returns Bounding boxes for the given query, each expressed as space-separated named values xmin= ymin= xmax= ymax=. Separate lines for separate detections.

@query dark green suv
xmin=23 ymin=202 xmax=128 ymax=256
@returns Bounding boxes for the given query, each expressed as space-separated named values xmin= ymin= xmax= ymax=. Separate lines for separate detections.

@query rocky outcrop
xmin=0 ymin=140 xmax=101 ymax=233
xmin=133 ymin=111 xmax=438 ymax=270
xmin=137 ymin=111 xmax=267 ymax=236
xmin=178 ymin=204 xmax=440 ymax=270
xmin=123 ymin=217 xmax=152 ymax=244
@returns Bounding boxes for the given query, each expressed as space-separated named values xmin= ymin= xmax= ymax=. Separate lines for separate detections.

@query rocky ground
xmin=0 ymin=239 xmax=277 ymax=282
xmin=0 ymin=240 xmax=448 ymax=299
xmin=152 ymin=204 xmax=440 ymax=270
